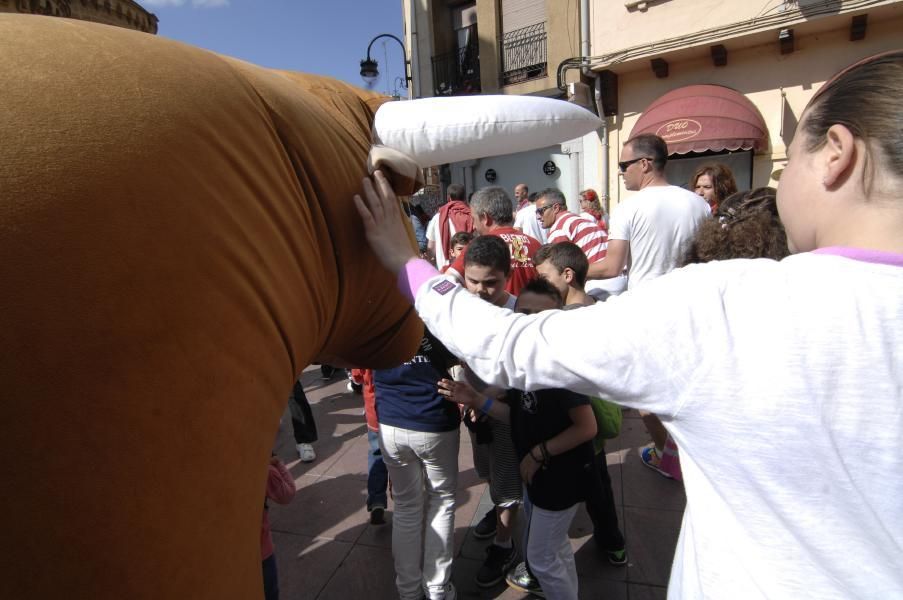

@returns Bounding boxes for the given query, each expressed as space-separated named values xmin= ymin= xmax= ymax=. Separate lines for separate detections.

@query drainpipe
xmin=595 ymin=76 xmax=610 ymax=213
xmin=405 ymin=0 xmax=421 ymax=98
xmin=579 ymin=0 xmax=610 ymax=211
xmin=580 ymin=0 xmax=590 ymax=75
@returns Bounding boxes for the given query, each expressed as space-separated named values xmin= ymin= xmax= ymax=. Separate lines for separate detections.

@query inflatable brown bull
xmin=0 ymin=15 xmax=426 ymax=599
xmin=1 ymin=13 xmax=601 ymax=599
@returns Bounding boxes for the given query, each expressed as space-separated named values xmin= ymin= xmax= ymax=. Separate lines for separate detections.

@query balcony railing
xmin=499 ymin=22 xmax=547 ymax=86
xmin=431 ymin=42 xmax=481 ymax=97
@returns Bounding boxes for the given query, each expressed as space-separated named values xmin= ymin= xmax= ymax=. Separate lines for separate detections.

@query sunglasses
xmin=536 ymin=204 xmax=556 ymax=216
xmin=617 ymin=156 xmax=652 ymax=173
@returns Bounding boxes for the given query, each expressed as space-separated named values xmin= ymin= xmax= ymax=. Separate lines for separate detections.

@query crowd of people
xmin=334 ymin=126 xmax=796 ymax=599
xmin=350 ymin=51 xmax=902 ymax=600
xmin=265 ymin=52 xmax=900 ymax=600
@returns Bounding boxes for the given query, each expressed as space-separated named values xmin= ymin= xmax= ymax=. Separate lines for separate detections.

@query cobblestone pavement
xmin=269 ymin=367 xmax=685 ymax=599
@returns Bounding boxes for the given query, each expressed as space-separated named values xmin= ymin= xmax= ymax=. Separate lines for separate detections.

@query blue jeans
xmin=367 ymin=429 xmax=389 ymax=510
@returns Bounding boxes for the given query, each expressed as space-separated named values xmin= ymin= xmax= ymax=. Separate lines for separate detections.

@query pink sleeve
xmin=266 ymin=461 xmax=296 ymax=505
xmin=397 ymin=257 xmax=441 ymax=302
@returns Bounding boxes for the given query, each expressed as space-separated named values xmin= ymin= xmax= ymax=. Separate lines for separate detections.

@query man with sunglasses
xmin=586 ymin=133 xmax=709 ymax=291
xmin=586 ymin=133 xmax=709 ymax=480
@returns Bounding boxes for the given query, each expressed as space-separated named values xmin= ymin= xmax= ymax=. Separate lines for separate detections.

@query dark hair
xmin=801 ymin=51 xmax=903 ymax=195
xmin=470 ymin=186 xmax=515 ymax=225
xmin=538 ymin=188 xmax=566 ymax=208
xmin=463 ymin=235 xmax=511 ymax=276
xmin=449 ymin=231 xmax=474 ymax=247
xmin=533 ymin=243 xmax=552 ymax=266
xmin=683 ymin=187 xmax=789 ymax=265
xmin=447 ymin=183 xmax=466 ymax=202
xmin=534 ymin=242 xmax=589 ymax=286
xmin=627 ymin=134 xmax=668 ymax=171
xmin=527 ymin=191 xmax=540 ymax=203
xmin=516 ymin=277 xmax=563 ymax=310
xmin=691 ymin=163 xmax=738 ymax=206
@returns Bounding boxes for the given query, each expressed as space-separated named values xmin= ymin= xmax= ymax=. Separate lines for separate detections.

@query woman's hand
xmin=437 ymin=378 xmax=482 ymax=408
xmin=353 ymin=170 xmax=419 ymax=275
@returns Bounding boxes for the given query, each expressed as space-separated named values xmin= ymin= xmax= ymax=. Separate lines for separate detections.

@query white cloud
xmin=142 ymin=0 xmax=230 ymax=7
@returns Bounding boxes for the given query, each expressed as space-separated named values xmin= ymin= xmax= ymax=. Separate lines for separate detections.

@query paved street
xmin=269 ymin=367 xmax=685 ymax=599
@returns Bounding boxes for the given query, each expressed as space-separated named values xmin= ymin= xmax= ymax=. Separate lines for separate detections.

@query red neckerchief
xmin=438 ymin=200 xmax=473 ymax=258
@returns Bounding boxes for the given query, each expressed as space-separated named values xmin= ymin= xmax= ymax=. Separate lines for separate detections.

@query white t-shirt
xmin=608 ymin=185 xmax=710 ymax=290
xmin=414 ymin=252 xmax=903 ymax=599
xmin=513 ymin=202 xmax=548 ymax=244
xmin=425 ymin=213 xmax=455 ymax=270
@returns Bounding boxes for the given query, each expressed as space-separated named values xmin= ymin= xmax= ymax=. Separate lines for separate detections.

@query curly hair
xmin=682 ymin=187 xmax=789 ymax=265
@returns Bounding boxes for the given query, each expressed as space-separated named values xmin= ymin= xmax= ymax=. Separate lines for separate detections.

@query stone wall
xmin=0 ymin=0 xmax=158 ymax=34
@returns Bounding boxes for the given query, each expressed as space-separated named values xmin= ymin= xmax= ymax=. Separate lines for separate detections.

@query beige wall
xmin=591 ymin=0 xmax=899 ymax=68
xmin=476 ymin=0 xmax=502 ymax=93
xmin=481 ymin=0 xmax=582 ymax=95
xmin=404 ymin=0 xmax=436 ymax=98
xmin=594 ymin=10 xmax=903 ymax=208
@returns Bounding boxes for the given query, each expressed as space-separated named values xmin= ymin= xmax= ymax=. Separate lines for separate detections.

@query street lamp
xmin=360 ymin=33 xmax=412 ymax=90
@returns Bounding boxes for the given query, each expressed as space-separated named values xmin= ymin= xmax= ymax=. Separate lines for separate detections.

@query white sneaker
xmin=296 ymin=443 xmax=316 ymax=463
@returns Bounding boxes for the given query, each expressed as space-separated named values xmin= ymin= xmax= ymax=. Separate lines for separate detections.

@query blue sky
xmin=143 ymin=0 xmax=406 ymax=94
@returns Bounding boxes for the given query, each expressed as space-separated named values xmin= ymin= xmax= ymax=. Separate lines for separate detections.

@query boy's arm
xmin=266 ymin=458 xmax=296 ymax=505
xmin=520 ymin=402 xmax=596 ymax=485
xmin=542 ymin=404 xmax=597 ymax=457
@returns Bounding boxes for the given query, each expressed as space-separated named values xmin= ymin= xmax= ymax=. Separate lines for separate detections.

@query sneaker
xmin=606 ymin=547 xmax=628 ymax=566
xmin=475 ymin=543 xmax=517 ymax=588
xmin=472 ymin=506 xmax=497 ymax=539
xmin=320 ymin=364 xmax=337 ymax=380
xmin=505 ymin=561 xmax=544 ymax=597
xmin=639 ymin=444 xmax=673 ymax=479
xmin=296 ymin=443 xmax=316 ymax=463
xmin=369 ymin=506 xmax=386 ymax=525
xmin=347 ymin=381 xmax=363 ymax=394
xmin=431 ymin=582 xmax=456 ymax=600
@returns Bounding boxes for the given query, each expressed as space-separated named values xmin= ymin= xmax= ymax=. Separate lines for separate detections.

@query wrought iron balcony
xmin=431 ymin=42 xmax=481 ymax=97
xmin=499 ymin=22 xmax=547 ymax=86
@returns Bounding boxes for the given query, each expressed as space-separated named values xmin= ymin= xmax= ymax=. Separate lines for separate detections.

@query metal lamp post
xmin=360 ymin=33 xmax=413 ymax=95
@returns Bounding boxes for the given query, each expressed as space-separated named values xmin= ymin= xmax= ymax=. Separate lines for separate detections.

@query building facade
xmin=403 ymin=0 xmax=594 ymax=211
xmin=580 ymin=0 xmax=903 ymax=210
xmin=0 ymin=0 xmax=158 ymax=34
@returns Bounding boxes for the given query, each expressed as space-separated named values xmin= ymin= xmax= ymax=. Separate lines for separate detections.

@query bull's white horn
xmin=373 ymin=95 xmax=602 ymax=168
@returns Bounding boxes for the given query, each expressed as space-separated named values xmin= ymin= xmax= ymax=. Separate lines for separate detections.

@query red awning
xmin=628 ymin=84 xmax=768 ymax=155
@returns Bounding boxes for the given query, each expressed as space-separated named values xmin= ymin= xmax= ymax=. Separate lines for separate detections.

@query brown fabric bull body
xmin=0 ymin=15 xmax=421 ymax=599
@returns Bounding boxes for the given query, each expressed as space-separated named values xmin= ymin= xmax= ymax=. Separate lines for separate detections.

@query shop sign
xmin=656 ymin=119 xmax=702 ymax=143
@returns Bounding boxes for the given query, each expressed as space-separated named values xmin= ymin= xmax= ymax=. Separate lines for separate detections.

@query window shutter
xmin=501 ymin=0 xmax=546 ymax=34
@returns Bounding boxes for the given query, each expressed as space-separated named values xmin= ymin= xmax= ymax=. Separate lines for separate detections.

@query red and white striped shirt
xmin=548 ymin=211 xmax=608 ymax=263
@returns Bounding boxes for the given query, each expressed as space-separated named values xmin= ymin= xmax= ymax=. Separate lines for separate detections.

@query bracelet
xmin=480 ymin=397 xmax=494 ymax=414
xmin=540 ymin=442 xmax=551 ymax=463
xmin=529 ymin=448 xmax=543 ymax=463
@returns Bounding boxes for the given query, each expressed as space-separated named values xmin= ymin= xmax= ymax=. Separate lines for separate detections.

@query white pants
xmin=379 ymin=424 xmax=459 ymax=600
xmin=524 ymin=492 xmax=579 ymax=600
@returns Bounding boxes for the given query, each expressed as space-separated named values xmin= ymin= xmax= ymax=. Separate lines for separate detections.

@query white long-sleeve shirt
xmin=410 ymin=249 xmax=903 ymax=599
